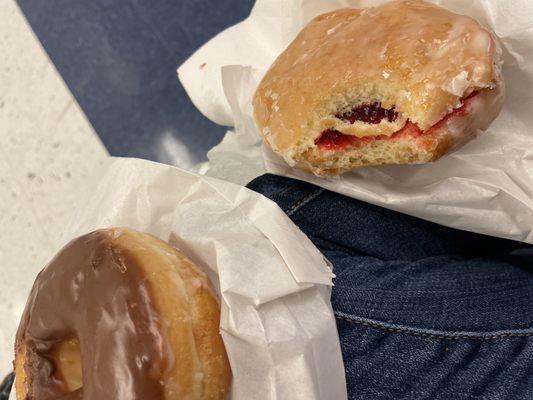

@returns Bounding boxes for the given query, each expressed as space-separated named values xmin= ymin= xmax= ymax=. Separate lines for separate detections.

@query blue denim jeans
xmin=247 ymin=174 xmax=533 ymax=400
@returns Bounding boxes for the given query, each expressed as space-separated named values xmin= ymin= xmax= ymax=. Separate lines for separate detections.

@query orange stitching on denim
xmin=335 ymin=313 xmax=533 ymax=341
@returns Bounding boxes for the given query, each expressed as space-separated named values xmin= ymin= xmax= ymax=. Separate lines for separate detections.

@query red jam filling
xmin=315 ymin=92 xmax=478 ymax=151
xmin=335 ymin=102 xmax=399 ymax=124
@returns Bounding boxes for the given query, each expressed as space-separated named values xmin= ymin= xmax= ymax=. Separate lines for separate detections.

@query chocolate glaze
xmin=16 ymin=230 xmax=170 ymax=399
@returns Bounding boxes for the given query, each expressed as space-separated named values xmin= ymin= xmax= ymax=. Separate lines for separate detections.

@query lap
xmin=248 ymin=174 xmax=533 ymax=400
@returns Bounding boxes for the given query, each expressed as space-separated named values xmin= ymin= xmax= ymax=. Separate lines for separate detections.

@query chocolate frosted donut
xmin=14 ymin=228 xmax=231 ymax=400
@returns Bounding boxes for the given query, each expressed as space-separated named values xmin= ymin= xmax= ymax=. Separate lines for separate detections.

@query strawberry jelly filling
xmin=316 ymin=123 xmax=422 ymax=151
xmin=335 ymin=102 xmax=399 ymax=124
xmin=315 ymin=92 xmax=478 ymax=151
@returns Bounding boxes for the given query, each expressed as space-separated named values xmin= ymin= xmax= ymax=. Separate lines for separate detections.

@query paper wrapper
xmin=178 ymin=0 xmax=533 ymax=244
xmin=11 ymin=157 xmax=346 ymax=400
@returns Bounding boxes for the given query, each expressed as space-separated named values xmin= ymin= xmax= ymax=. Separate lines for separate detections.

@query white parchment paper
xmin=178 ymin=0 xmax=533 ymax=244
xmin=10 ymin=157 xmax=345 ymax=400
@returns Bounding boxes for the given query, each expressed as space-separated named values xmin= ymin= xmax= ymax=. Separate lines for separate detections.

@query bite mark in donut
xmin=252 ymin=0 xmax=505 ymax=174
xmin=315 ymin=92 xmax=478 ymax=151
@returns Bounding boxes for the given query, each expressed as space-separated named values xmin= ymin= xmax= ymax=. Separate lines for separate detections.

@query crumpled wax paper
xmin=178 ymin=0 xmax=533 ymax=244
xmin=11 ymin=157 xmax=347 ymax=400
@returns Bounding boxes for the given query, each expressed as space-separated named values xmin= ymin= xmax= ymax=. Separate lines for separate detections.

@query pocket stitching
xmin=335 ymin=311 xmax=533 ymax=341
xmin=286 ymin=188 xmax=325 ymax=216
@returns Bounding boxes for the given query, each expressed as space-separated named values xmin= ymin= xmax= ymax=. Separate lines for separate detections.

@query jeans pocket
xmin=336 ymin=317 xmax=533 ymax=400
xmin=326 ymin=249 xmax=533 ymax=400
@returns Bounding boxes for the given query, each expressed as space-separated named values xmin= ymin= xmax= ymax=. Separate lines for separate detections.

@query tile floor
xmin=0 ymin=0 xmax=253 ymax=379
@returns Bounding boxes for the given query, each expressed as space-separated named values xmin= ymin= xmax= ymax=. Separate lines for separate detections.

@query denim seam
xmin=286 ymin=188 xmax=325 ymax=216
xmin=314 ymin=238 xmax=363 ymax=257
xmin=335 ymin=311 xmax=533 ymax=341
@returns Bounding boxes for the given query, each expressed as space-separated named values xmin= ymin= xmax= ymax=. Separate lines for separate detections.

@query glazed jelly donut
xmin=253 ymin=0 xmax=504 ymax=174
xmin=14 ymin=228 xmax=231 ymax=400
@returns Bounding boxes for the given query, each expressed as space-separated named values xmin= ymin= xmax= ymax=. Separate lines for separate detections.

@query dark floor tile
xmin=16 ymin=0 xmax=254 ymax=165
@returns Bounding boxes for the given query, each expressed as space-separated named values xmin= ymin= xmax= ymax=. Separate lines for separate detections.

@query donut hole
xmin=50 ymin=337 xmax=83 ymax=393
